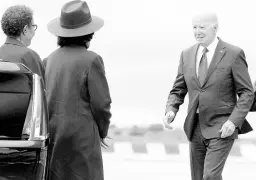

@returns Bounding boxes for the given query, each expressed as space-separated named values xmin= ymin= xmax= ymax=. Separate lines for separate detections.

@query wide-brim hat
xmin=47 ymin=0 xmax=104 ymax=37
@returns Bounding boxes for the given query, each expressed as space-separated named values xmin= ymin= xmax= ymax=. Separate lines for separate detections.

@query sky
xmin=0 ymin=0 xmax=256 ymax=134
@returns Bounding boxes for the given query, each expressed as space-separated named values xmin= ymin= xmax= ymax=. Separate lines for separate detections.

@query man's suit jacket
xmin=0 ymin=37 xmax=45 ymax=82
xmin=165 ymin=38 xmax=254 ymax=141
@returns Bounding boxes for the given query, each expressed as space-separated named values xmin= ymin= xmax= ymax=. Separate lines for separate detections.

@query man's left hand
xmin=219 ymin=120 xmax=236 ymax=138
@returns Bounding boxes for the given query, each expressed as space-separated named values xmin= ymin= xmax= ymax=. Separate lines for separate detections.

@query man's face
xmin=22 ymin=19 xmax=37 ymax=47
xmin=192 ymin=18 xmax=217 ymax=47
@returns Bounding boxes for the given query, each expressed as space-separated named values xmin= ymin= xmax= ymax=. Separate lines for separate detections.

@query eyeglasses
xmin=31 ymin=24 xmax=38 ymax=31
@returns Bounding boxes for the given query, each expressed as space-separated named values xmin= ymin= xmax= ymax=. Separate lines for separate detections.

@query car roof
xmin=0 ymin=61 xmax=32 ymax=74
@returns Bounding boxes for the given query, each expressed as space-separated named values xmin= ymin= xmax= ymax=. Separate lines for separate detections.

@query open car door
xmin=0 ymin=62 xmax=49 ymax=180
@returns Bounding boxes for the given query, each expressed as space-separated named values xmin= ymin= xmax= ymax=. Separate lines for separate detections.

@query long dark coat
xmin=0 ymin=37 xmax=45 ymax=81
xmin=44 ymin=46 xmax=112 ymax=180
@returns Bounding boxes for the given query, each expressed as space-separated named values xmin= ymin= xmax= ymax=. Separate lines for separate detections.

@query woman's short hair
xmin=57 ymin=33 xmax=94 ymax=48
xmin=1 ymin=5 xmax=33 ymax=37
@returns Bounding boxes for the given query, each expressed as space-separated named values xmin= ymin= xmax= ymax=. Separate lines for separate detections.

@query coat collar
xmin=202 ymin=37 xmax=226 ymax=87
xmin=190 ymin=43 xmax=200 ymax=87
xmin=4 ymin=37 xmax=25 ymax=47
xmin=190 ymin=37 xmax=226 ymax=88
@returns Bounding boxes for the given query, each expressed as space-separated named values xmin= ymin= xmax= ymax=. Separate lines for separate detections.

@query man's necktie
xmin=198 ymin=48 xmax=209 ymax=86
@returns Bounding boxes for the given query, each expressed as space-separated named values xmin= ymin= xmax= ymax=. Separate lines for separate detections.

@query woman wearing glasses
xmin=0 ymin=5 xmax=44 ymax=82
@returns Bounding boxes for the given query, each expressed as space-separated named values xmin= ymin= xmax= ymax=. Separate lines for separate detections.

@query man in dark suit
xmin=0 ymin=5 xmax=45 ymax=136
xmin=0 ymin=5 xmax=44 ymax=81
xmin=164 ymin=12 xmax=254 ymax=180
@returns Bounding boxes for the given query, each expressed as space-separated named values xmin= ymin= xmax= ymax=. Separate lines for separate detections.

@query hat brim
xmin=47 ymin=16 xmax=104 ymax=37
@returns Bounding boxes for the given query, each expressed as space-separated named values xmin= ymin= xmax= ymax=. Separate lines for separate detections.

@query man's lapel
xmin=202 ymin=39 xmax=226 ymax=87
xmin=190 ymin=44 xmax=200 ymax=87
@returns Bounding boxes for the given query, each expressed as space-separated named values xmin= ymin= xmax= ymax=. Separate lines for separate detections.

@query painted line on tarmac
xmin=103 ymin=142 xmax=256 ymax=161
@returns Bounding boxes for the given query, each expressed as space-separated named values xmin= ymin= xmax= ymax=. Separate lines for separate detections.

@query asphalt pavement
xmin=103 ymin=153 xmax=256 ymax=180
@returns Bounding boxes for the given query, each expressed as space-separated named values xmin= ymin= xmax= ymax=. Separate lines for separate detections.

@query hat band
xmin=61 ymin=17 xmax=92 ymax=29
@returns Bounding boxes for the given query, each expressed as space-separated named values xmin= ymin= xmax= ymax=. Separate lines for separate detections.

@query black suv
xmin=0 ymin=62 xmax=49 ymax=179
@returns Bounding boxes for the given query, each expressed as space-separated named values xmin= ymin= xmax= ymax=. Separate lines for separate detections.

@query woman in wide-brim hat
xmin=44 ymin=1 xmax=112 ymax=179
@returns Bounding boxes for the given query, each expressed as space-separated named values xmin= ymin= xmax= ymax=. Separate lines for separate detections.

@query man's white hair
xmin=192 ymin=12 xmax=218 ymax=25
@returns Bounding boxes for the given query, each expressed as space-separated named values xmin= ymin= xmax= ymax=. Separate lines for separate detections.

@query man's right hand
xmin=162 ymin=111 xmax=175 ymax=130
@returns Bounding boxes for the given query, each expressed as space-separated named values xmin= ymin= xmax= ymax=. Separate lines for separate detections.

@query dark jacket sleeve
xmin=165 ymin=51 xmax=188 ymax=115
xmin=22 ymin=50 xmax=45 ymax=84
xmin=88 ymin=55 xmax=112 ymax=138
xmin=229 ymin=49 xmax=254 ymax=128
